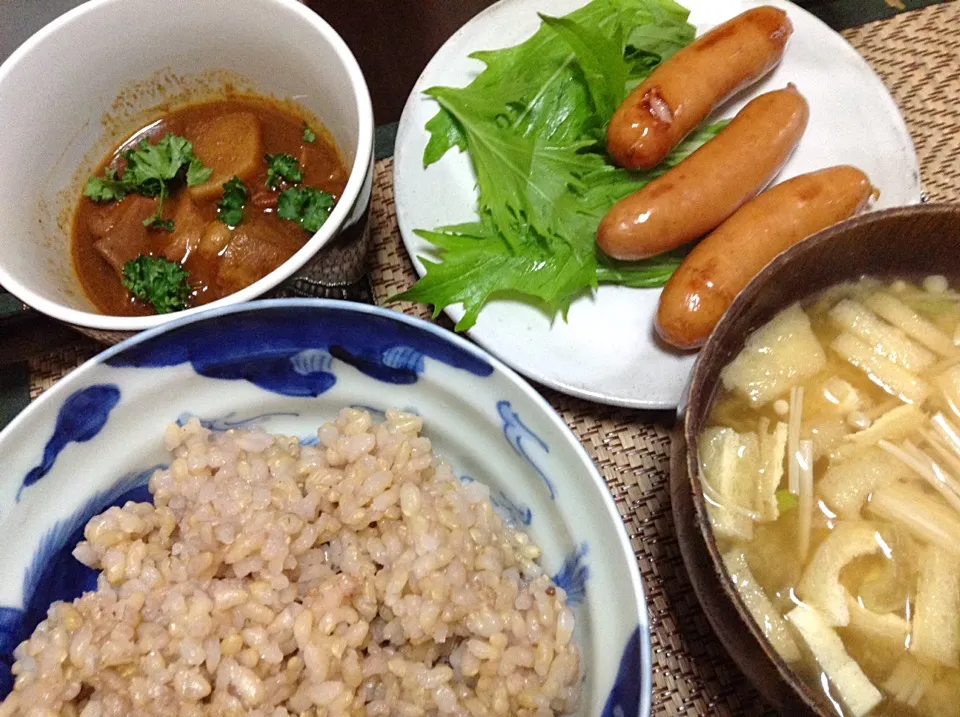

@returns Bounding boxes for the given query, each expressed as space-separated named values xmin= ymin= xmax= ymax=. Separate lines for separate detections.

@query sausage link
xmin=597 ymin=85 xmax=809 ymax=261
xmin=607 ymin=6 xmax=792 ymax=170
xmin=656 ymin=166 xmax=875 ymax=350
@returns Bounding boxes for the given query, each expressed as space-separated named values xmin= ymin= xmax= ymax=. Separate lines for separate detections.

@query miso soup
xmin=701 ymin=275 xmax=960 ymax=717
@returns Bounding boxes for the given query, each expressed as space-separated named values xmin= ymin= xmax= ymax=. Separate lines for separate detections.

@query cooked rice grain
xmin=0 ymin=408 xmax=581 ymax=717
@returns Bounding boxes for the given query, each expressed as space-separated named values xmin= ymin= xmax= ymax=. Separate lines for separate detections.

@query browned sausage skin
xmin=655 ymin=166 xmax=875 ymax=350
xmin=597 ymin=85 xmax=809 ymax=261
xmin=607 ymin=6 xmax=793 ymax=170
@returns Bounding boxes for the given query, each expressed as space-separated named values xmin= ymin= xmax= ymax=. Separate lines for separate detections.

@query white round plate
xmin=393 ymin=0 xmax=922 ymax=409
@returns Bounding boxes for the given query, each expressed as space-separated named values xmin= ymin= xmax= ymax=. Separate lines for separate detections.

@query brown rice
xmin=0 ymin=408 xmax=581 ymax=717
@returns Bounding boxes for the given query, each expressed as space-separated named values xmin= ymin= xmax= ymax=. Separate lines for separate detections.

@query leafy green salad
xmin=397 ymin=0 xmax=725 ymax=331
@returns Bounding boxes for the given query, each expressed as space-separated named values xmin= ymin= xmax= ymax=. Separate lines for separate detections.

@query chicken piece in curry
xmin=72 ymin=96 xmax=348 ymax=315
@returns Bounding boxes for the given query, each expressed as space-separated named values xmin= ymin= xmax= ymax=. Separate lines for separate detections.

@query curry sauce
xmin=72 ymin=96 xmax=348 ymax=315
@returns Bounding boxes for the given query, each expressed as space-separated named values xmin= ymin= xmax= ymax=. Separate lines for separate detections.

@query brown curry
xmin=72 ymin=96 xmax=348 ymax=316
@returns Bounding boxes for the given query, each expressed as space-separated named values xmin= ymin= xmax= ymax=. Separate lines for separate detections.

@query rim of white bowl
xmin=0 ymin=0 xmax=375 ymax=333
xmin=0 ymin=297 xmax=654 ymax=716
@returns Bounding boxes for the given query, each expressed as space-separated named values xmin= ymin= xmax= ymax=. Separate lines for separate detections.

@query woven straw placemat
xmin=24 ymin=3 xmax=960 ymax=715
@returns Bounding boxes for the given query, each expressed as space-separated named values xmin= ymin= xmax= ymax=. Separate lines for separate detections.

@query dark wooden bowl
xmin=671 ymin=203 xmax=960 ymax=716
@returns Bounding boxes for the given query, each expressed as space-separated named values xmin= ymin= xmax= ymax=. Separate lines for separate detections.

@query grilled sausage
xmin=656 ymin=166 xmax=875 ymax=350
xmin=597 ymin=85 xmax=809 ymax=261
xmin=607 ymin=6 xmax=793 ymax=170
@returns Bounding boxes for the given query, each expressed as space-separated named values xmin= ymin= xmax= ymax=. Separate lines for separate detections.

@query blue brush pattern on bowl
xmin=460 ymin=474 xmax=533 ymax=527
xmin=0 ymin=300 xmax=651 ymax=715
xmin=497 ymin=400 xmax=556 ymax=499
xmin=553 ymin=542 xmax=590 ymax=607
xmin=17 ymin=384 xmax=121 ymax=501
xmin=1 ymin=465 xmax=157 ymax=692
xmin=602 ymin=626 xmax=645 ymax=717
xmin=105 ymin=309 xmax=492 ymax=396
xmin=175 ymin=411 xmax=301 ymax=431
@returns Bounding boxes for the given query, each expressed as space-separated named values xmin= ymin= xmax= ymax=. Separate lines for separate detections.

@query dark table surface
xmin=0 ymin=0 xmax=947 ymax=126
xmin=307 ymin=0 xmax=944 ymax=123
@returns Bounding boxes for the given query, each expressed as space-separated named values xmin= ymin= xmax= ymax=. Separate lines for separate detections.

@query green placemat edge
xmin=811 ymin=0 xmax=948 ymax=30
xmin=0 ymin=362 xmax=30 ymax=430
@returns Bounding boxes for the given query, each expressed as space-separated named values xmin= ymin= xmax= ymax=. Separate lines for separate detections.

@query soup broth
xmin=72 ymin=96 xmax=348 ymax=316
xmin=702 ymin=276 xmax=960 ymax=717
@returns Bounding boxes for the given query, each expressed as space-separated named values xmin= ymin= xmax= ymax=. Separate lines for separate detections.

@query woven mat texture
xmin=26 ymin=4 xmax=960 ymax=715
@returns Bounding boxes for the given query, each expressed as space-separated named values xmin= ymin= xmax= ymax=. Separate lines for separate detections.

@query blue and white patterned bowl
xmin=0 ymin=300 xmax=650 ymax=715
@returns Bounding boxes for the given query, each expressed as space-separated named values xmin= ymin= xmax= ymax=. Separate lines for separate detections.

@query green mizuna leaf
xmin=397 ymin=223 xmax=595 ymax=331
xmin=538 ymin=13 xmax=627 ymax=121
xmin=423 ymin=110 xmax=468 ymax=167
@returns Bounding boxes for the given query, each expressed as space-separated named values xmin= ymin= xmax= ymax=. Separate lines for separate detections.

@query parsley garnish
xmin=302 ymin=124 xmax=317 ymax=143
xmin=84 ymin=133 xmax=212 ymax=232
xmin=119 ymin=134 xmax=211 ymax=193
xmin=84 ymin=168 xmax=129 ymax=202
xmin=217 ymin=177 xmax=248 ymax=226
xmin=144 ymin=216 xmax=175 ymax=232
xmin=121 ymin=255 xmax=191 ymax=314
xmin=277 ymin=187 xmax=336 ymax=233
xmin=265 ymin=153 xmax=303 ymax=189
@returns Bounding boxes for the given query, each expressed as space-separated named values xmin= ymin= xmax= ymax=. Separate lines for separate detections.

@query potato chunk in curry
xmin=187 ymin=112 xmax=263 ymax=200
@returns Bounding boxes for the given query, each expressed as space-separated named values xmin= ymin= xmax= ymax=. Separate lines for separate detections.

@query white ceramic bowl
xmin=0 ymin=0 xmax=374 ymax=339
xmin=0 ymin=300 xmax=652 ymax=715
